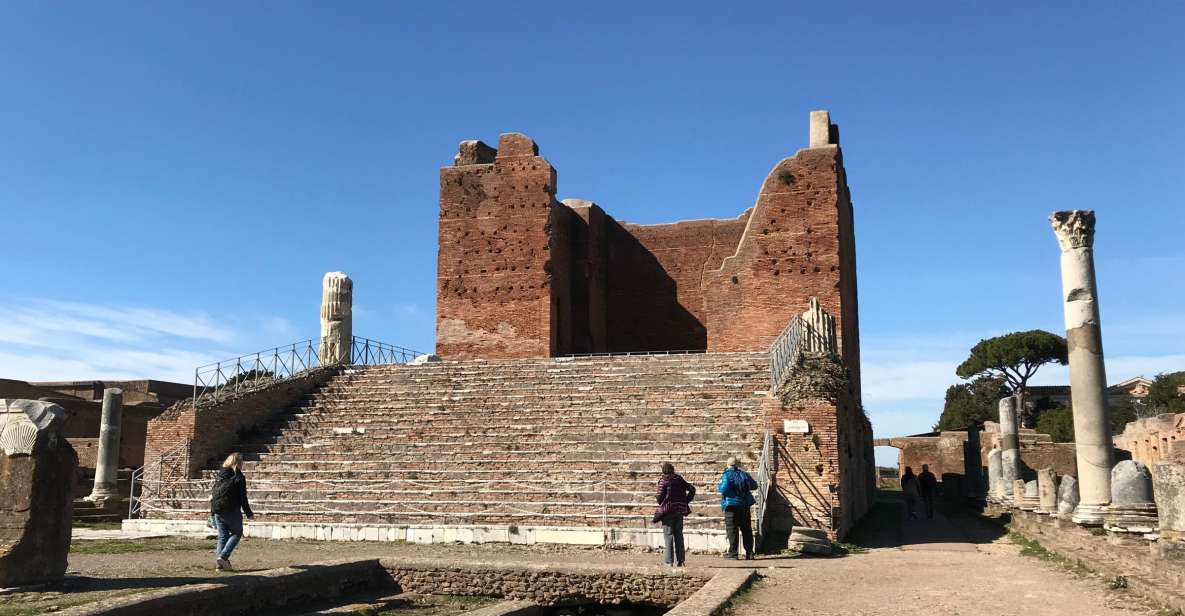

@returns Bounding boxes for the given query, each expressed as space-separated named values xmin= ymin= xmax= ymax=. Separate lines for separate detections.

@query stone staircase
xmin=147 ymin=353 xmax=772 ymax=532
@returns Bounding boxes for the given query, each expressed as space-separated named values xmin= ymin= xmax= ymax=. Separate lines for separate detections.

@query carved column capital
xmin=1050 ymin=210 xmax=1095 ymax=251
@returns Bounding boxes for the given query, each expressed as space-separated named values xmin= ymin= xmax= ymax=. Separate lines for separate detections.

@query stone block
xmin=1152 ymin=461 xmax=1185 ymax=540
xmin=1057 ymin=475 xmax=1080 ymax=518
xmin=0 ymin=399 xmax=77 ymax=589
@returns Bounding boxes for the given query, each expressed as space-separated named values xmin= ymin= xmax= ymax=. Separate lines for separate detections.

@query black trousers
xmin=724 ymin=505 xmax=753 ymax=557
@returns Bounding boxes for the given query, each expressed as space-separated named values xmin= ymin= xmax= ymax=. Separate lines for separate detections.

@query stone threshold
xmin=123 ymin=519 xmax=728 ymax=551
xmin=57 ymin=556 xmax=755 ymax=616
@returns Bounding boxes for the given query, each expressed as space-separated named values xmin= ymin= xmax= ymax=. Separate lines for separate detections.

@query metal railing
xmin=128 ymin=438 xmax=191 ymax=519
xmin=754 ymin=431 xmax=774 ymax=544
xmin=350 ymin=337 xmax=420 ymax=366
xmin=193 ymin=336 xmax=422 ymax=406
xmin=769 ymin=316 xmax=806 ymax=391
xmin=768 ymin=315 xmax=837 ymax=392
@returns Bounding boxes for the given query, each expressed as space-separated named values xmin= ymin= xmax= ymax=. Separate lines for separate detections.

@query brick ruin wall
xmin=1114 ymin=412 xmax=1185 ymax=466
xmin=882 ymin=424 xmax=1078 ymax=489
xmin=142 ymin=367 xmax=339 ymax=482
xmin=435 ymin=116 xmax=859 ymax=389
xmin=764 ymin=356 xmax=873 ymax=539
xmin=609 ymin=216 xmax=749 ymax=352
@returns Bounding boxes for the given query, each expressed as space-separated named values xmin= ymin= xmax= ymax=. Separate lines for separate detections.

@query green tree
xmin=1147 ymin=371 xmax=1185 ymax=413
xmin=934 ymin=376 xmax=1009 ymax=431
xmin=1036 ymin=406 xmax=1075 ymax=442
xmin=956 ymin=330 xmax=1068 ymax=427
xmin=1034 ymin=397 xmax=1144 ymax=444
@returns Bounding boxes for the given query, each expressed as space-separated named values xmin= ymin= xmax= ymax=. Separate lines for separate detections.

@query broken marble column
xmin=85 ymin=388 xmax=122 ymax=509
xmin=1051 ymin=210 xmax=1114 ymax=525
xmin=1037 ymin=468 xmax=1058 ymax=514
xmin=1013 ymin=480 xmax=1027 ymax=509
xmin=319 ymin=271 xmax=353 ymax=365
xmin=988 ymin=447 xmax=1003 ymax=503
xmin=1057 ymin=475 xmax=1081 ymax=520
xmin=999 ymin=397 xmax=1022 ymax=504
xmin=0 ymin=399 xmax=77 ymax=588
xmin=1104 ymin=460 xmax=1159 ymax=534
xmin=1152 ymin=461 xmax=1185 ymax=541
xmin=1020 ymin=480 xmax=1041 ymax=511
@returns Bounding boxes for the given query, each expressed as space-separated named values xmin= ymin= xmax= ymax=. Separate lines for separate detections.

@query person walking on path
xmin=901 ymin=466 xmax=920 ymax=520
xmin=718 ymin=456 xmax=758 ymax=560
xmin=654 ymin=462 xmax=696 ymax=567
xmin=210 ymin=452 xmax=255 ymax=571
xmin=919 ymin=464 xmax=939 ymax=520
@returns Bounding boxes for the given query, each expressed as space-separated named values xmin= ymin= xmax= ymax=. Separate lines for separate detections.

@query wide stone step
xmin=146 ymin=507 xmax=729 ymax=528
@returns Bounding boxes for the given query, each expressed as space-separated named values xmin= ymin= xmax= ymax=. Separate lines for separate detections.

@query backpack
xmin=210 ymin=474 xmax=237 ymax=513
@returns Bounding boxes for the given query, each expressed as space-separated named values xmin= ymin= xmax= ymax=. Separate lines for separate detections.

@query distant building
xmin=1027 ymin=375 xmax=1152 ymax=408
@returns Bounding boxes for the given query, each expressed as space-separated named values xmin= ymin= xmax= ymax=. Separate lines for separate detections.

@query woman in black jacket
xmin=210 ymin=452 xmax=255 ymax=571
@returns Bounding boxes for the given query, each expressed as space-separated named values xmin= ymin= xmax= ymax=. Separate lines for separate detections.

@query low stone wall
xmin=122 ymin=518 xmax=729 ymax=551
xmin=381 ymin=558 xmax=710 ymax=607
xmin=988 ymin=507 xmax=1185 ymax=611
xmin=59 ymin=557 xmax=747 ymax=616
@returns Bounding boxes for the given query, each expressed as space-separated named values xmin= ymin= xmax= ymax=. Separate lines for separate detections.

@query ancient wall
xmin=436 ymin=134 xmax=564 ymax=359
xmin=606 ymin=216 xmax=749 ymax=352
xmin=1115 ymin=413 xmax=1185 ymax=465
xmin=435 ymin=111 xmax=858 ymax=379
xmin=701 ymin=116 xmax=859 ymax=394
xmin=980 ymin=422 xmax=1078 ymax=479
xmin=763 ymin=355 xmax=871 ymax=539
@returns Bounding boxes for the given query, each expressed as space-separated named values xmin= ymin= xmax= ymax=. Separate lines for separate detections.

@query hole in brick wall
xmin=815 ymin=464 xmax=824 ymax=476
xmin=773 ymin=270 xmax=779 ymax=276
xmin=814 ymin=266 xmax=821 ymax=273
xmin=730 ymin=276 xmax=739 ymax=284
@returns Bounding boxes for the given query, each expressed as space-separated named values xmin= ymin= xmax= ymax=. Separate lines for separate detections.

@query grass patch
xmin=832 ymin=542 xmax=868 ymax=555
xmin=70 ymin=537 xmax=211 ymax=555
xmin=72 ymin=520 xmax=123 ymax=530
xmin=1008 ymin=532 xmax=1091 ymax=576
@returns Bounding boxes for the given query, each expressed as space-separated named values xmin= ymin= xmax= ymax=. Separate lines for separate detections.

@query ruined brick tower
xmin=436 ymin=110 xmax=859 ymax=397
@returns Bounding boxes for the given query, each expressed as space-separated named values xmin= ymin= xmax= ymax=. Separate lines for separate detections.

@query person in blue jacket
xmin=718 ymin=456 xmax=758 ymax=560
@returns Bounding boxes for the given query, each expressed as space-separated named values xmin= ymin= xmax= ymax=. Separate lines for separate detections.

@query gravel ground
xmin=1 ymin=496 xmax=1169 ymax=616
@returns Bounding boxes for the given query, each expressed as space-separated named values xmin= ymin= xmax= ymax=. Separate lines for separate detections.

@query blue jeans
xmin=662 ymin=516 xmax=685 ymax=565
xmin=215 ymin=510 xmax=243 ymax=561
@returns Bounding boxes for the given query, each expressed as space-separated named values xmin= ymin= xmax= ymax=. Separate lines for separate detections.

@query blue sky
xmin=2 ymin=3 xmax=1182 ymax=465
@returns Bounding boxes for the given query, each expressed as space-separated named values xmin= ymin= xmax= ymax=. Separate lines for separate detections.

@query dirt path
xmin=727 ymin=496 xmax=1159 ymax=616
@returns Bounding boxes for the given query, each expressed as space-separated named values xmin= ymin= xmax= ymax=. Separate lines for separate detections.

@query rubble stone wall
xmin=383 ymin=560 xmax=708 ymax=607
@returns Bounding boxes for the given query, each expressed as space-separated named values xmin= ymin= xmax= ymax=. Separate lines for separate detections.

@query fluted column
xmin=1051 ymin=210 xmax=1113 ymax=525
xmin=319 ymin=272 xmax=353 ymax=365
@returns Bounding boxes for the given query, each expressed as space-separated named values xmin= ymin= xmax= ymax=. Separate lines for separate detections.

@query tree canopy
xmin=956 ymin=330 xmax=1068 ymax=426
xmin=1147 ymin=371 xmax=1185 ymax=413
xmin=934 ymin=376 xmax=1009 ymax=431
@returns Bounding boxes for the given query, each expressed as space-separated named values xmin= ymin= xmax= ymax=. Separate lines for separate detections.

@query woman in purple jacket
xmin=654 ymin=462 xmax=696 ymax=567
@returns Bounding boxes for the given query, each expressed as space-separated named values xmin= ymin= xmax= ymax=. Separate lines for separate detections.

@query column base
xmin=1071 ymin=503 xmax=1107 ymax=526
xmin=85 ymin=491 xmax=122 ymax=511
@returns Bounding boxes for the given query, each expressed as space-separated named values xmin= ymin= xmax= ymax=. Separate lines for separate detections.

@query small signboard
xmin=784 ymin=419 xmax=810 ymax=434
